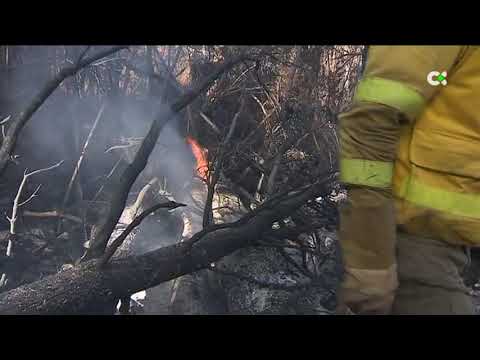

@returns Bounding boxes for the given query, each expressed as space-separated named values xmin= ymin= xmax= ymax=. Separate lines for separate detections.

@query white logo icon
xmin=427 ymin=71 xmax=448 ymax=86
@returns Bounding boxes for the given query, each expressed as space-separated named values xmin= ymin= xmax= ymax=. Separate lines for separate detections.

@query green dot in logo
xmin=437 ymin=74 xmax=445 ymax=81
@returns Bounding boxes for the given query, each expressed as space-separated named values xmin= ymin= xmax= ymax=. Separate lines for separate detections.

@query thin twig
xmin=105 ymin=143 xmax=138 ymax=154
xmin=23 ymin=210 xmax=83 ymax=224
xmin=0 ymin=115 xmax=11 ymax=125
xmin=199 ymin=112 xmax=221 ymax=135
xmin=92 ymin=158 xmax=123 ymax=202
xmin=25 ymin=160 xmax=64 ymax=178
xmin=62 ymin=103 xmax=106 ymax=209
xmin=57 ymin=104 xmax=105 ymax=234
xmin=91 ymin=57 xmax=121 ymax=67
xmin=251 ymin=94 xmax=267 ymax=117
xmin=254 ymin=68 xmax=281 ymax=117
xmin=229 ymin=63 xmax=257 ymax=89
xmin=203 ymin=98 xmax=244 ymax=228
xmin=7 ymin=160 xmax=64 ymax=236
xmin=312 ymin=132 xmax=322 ymax=153
xmin=254 ymin=173 xmax=265 ymax=203
xmin=1 ymin=160 xmax=64 ymax=287
xmin=17 ymin=184 xmax=41 ymax=207
xmin=99 ymin=201 xmax=186 ymax=268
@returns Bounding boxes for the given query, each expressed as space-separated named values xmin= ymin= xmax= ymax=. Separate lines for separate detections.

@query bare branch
xmin=254 ymin=173 xmax=265 ymax=203
xmin=203 ymin=98 xmax=244 ymax=228
xmin=251 ymin=94 xmax=267 ymax=117
xmin=130 ymin=178 xmax=159 ymax=218
xmin=105 ymin=144 xmax=137 ymax=154
xmin=17 ymin=184 xmax=41 ymax=207
xmin=83 ymin=54 xmax=251 ymax=261
xmin=92 ymin=158 xmax=122 ymax=201
xmin=8 ymin=160 xmax=64 ymax=235
xmin=199 ymin=112 xmax=221 ymax=135
xmin=0 ymin=115 xmax=11 ymax=125
xmin=65 ymin=103 xmax=105 ymax=202
xmin=0 ymin=175 xmax=333 ymax=314
xmin=25 ymin=160 xmax=64 ymax=178
xmin=0 ymin=46 xmax=127 ymax=176
xmin=59 ymin=103 xmax=105 ymax=224
xmin=99 ymin=201 xmax=186 ymax=267
xmin=23 ymin=210 xmax=83 ymax=224
xmin=230 ymin=63 xmax=257 ymax=88
xmin=1 ymin=160 xmax=64 ymax=288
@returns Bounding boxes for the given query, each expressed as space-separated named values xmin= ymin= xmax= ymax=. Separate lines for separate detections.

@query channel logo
xmin=427 ymin=71 xmax=448 ymax=86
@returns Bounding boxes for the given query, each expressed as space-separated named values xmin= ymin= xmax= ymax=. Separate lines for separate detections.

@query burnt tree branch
xmin=99 ymin=201 xmax=186 ymax=267
xmin=83 ymin=54 xmax=250 ymax=261
xmin=0 ymin=175 xmax=333 ymax=315
xmin=203 ymin=98 xmax=244 ymax=228
xmin=0 ymin=46 xmax=127 ymax=176
xmin=1 ymin=160 xmax=64 ymax=288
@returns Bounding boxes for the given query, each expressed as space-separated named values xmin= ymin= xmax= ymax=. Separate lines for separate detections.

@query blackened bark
xmin=0 ymin=178 xmax=331 ymax=315
xmin=83 ymin=55 xmax=250 ymax=260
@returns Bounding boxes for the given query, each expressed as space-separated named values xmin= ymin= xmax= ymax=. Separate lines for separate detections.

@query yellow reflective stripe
xmin=354 ymin=77 xmax=426 ymax=119
xmin=397 ymin=177 xmax=480 ymax=219
xmin=340 ymin=158 xmax=394 ymax=188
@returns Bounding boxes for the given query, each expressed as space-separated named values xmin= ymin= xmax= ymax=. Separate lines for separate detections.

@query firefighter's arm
xmin=337 ymin=46 xmax=465 ymax=314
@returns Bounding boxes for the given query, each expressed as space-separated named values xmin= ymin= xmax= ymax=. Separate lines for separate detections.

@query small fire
xmin=186 ymin=136 xmax=209 ymax=181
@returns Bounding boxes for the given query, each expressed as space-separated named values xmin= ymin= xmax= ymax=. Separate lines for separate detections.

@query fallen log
xmin=0 ymin=178 xmax=332 ymax=314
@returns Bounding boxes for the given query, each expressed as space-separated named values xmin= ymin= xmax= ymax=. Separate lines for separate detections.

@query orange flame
xmin=186 ymin=136 xmax=208 ymax=180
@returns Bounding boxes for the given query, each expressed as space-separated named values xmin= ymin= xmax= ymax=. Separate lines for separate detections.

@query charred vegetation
xmin=0 ymin=45 xmax=408 ymax=314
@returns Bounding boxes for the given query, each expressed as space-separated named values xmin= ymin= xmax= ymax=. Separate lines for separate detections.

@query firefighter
xmin=336 ymin=46 xmax=479 ymax=315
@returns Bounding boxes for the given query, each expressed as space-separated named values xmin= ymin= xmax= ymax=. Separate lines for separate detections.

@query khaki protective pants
xmin=392 ymin=232 xmax=475 ymax=315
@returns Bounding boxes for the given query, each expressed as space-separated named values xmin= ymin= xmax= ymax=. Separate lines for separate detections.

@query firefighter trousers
xmin=392 ymin=231 xmax=475 ymax=315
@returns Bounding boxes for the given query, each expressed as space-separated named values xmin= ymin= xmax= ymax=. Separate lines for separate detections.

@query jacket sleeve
xmin=337 ymin=46 xmax=465 ymax=311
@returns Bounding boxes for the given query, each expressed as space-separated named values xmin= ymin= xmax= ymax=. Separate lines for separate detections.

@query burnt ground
xmin=1 ymin=176 xmax=479 ymax=315
xmin=1 ymin=210 xmax=480 ymax=315
xmin=117 ymin=180 xmax=480 ymax=316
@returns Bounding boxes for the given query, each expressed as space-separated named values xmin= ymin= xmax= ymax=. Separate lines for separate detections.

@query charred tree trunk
xmin=0 ymin=178 xmax=332 ymax=314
